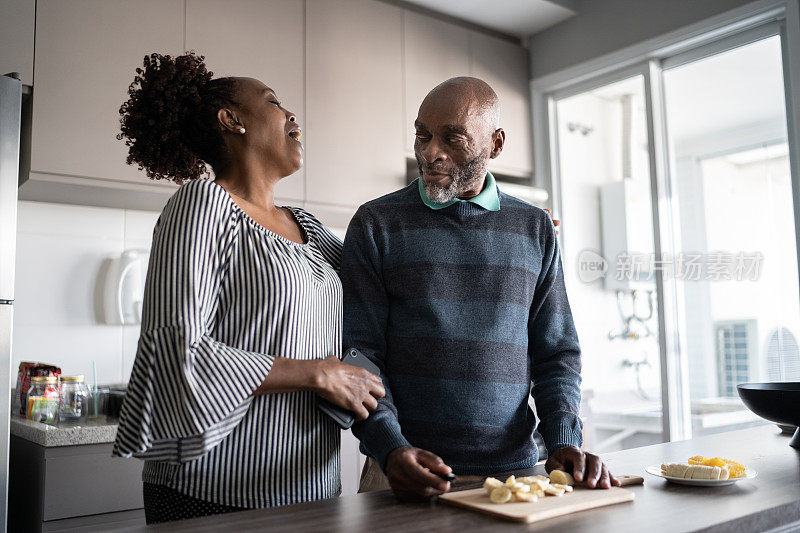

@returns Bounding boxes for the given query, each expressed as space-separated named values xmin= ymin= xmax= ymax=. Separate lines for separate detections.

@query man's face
xmin=414 ymin=95 xmax=494 ymax=203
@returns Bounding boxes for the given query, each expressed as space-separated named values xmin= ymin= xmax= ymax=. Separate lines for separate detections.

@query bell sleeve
xmin=113 ymin=181 xmax=274 ymax=464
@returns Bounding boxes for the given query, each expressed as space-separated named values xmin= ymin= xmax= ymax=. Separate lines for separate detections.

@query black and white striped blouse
xmin=113 ymin=178 xmax=344 ymax=508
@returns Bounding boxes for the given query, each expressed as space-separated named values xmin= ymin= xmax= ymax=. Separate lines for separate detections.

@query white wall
xmin=13 ymin=200 xmax=159 ymax=384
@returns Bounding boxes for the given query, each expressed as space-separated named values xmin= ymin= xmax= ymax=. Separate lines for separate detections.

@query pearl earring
xmin=239 ymin=127 xmax=246 ymax=134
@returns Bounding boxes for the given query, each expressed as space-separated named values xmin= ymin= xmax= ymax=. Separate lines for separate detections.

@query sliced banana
xmin=510 ymin=482 xmax=527 ymax=492
xmin=544 ymin=485 xmax=566 ymax=496
xmin=690 ymin=465 xmax=714 ymax=479
xmin=483 ymin=477 xmax=504 ymax=495
xmin=514 ymin=483 xmax=531 ymax=494
xmin=530 ymin=478 xmax=550 ymax=491
xmin=673 ymin=463 xmax=690 ymax=478
xmin=549 ymin=469 xmax=575 ymax=486
xmin=490 ymin=487 xmax=512 ymax=504
xmin=663 ymin=463 xmax=722 ymax=479
xmin=513 ymin=491 xmax=537 ymax=502
xmin=485 ymin=473 xmax=574 ymax=504
xmin=662 ymin=463 xmax=689 ymax=478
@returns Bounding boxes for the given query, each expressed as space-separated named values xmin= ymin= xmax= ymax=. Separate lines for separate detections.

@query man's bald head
xmin=422 ymin=77 xmax=500 ymax=133
xmin=414 ymin=77 xmax=505 ymax=203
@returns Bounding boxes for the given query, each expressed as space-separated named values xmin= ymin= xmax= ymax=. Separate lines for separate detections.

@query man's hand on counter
xmin=545 ymin=446 xmax=620 ymax=489
xmin=386 ymin=446 xmax=452 ymax=502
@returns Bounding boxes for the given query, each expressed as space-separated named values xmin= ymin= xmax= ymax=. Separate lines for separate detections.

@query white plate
xmin=645 ymin=465 xmax=757 ymax=486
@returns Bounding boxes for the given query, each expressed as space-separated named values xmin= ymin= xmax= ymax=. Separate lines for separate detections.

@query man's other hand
xmin=545 ymin=446 xmax=621 ymax=489
xmin=385 ymin=446 xmax=452 ymax=501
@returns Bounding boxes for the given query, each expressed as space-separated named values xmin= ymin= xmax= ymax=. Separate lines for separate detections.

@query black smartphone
xmin=317 ymin=347 xmax=381 ymax=429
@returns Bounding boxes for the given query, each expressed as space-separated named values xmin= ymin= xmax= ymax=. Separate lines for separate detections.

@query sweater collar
xmin=417 ymin=172 xmax=500 ymax=211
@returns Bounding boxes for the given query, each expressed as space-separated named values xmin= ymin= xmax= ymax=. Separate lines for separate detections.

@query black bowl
xmin=738 ymin=382 xmax=800 ymax=448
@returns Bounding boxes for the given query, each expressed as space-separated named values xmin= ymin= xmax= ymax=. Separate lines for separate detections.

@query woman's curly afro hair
xmin=117 ymin=52 xmax=239 ymax=184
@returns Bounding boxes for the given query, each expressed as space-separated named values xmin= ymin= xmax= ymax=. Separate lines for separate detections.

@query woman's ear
xmin=217 ymin=108 xmax=243 ymax=134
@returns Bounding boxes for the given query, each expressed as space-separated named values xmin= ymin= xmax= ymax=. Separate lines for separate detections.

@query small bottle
xmin=28 ymin=376 xmax=59 ymax=425
xmin=59 ymin=375 xmax=90 ymax=423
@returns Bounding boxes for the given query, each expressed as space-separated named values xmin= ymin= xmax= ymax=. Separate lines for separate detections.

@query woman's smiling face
xmin=229 ymin=77 xmax=303 ymax=178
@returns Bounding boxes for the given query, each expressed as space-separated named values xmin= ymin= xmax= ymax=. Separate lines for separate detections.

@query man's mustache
xmin=417 ymin=162 xmax=452 ymax=175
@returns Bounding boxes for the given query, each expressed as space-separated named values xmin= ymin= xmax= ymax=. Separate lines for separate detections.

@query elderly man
xmin=341 ymin=77 xmax=618 ymax=501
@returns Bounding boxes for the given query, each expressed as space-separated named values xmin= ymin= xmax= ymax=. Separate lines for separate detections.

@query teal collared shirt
xmin=418 ymin=172 xmax=500 ymax=211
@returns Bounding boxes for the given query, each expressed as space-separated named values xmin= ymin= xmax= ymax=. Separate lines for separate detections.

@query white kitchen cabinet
xmin=24 ymin=0 xmax=182 ymax=210
xmin=305 ymin=0 xmax=406 ymax=208
xmin=0 ymin=0 xmax=35 ymax=86
xmin=403 ymin=11 xmax=471 ymax=155
xmin=185 ymin=0 xmax=305 ymax=204
xmin=470 ymin=31 xmax=533 ymax=177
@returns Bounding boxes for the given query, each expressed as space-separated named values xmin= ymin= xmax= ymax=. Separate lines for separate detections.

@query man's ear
xmin=217 ymin=108 xmax=242 ymax=133
xmin=490 ymin=128 xmax=505 ymax=159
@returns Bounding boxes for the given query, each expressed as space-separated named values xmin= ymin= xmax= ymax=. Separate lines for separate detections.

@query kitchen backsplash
xmin=13 ymin=200 xmax=160 ymax=385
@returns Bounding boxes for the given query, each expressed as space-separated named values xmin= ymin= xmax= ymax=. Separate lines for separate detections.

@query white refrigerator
xmin=0 ymin=72 xmax=22 ymax=532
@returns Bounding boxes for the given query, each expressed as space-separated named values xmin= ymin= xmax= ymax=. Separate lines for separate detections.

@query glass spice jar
xmin=59 ymin=375 xmax=90 ymax=423
xmin=27 ymin=376 xmax=59 ymax=425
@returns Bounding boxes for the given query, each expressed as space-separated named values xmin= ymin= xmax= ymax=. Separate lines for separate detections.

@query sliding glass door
xmin=552 ymin=75 xmax=664 ymax=452
xmin=548 ymin=22 xmax=798 ymax=449
xmin=661 ymin=34 xmax=794 ymax=437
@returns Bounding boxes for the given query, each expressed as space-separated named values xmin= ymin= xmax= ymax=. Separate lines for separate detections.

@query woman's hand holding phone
xmin=313 ymin=356 xmax=385 ymax=420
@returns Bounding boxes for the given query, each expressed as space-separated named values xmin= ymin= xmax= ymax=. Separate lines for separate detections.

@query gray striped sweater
xmin=113 ymin=178 xmax=343 ymax=508
xmin=343 ymin=180 xmax=583 ymax=474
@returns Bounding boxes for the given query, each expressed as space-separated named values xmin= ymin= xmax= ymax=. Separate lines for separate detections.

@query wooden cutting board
xmin=438 ymin=486 xmax=634 ymax=523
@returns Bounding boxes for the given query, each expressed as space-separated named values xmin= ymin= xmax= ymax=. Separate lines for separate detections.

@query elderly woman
xmin=113 ymin=52 xmax=384 ymax=524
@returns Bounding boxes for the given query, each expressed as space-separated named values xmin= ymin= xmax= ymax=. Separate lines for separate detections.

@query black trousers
xmin=142 ymin=482 xmax=245 ymax=524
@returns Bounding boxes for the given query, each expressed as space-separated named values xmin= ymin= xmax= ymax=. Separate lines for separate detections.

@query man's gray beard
xmin=419 ymin=156 xmax=488 ymax=203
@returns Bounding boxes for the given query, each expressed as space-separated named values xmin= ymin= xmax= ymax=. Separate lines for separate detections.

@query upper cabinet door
xmin=30 ymin=0 xmax=183 ymax=187
xmin=185 ymin=0 xmax=305 ymax=203
xmin=470 ymin=32 xmax=533 ymax=177
xmin=305 ymin=0 xmax=405 ymax=208
xmin=403 ymin=11 xmax=471 ymax=154
xmin=0 ymin=0 xmax=35 ymax=85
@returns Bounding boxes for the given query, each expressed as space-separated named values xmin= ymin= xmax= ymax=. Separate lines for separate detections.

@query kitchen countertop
xmin=10 ymin=415 xmax=118 ymax=447
xmin=101 ymin=424 xmax=799 ymax=532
